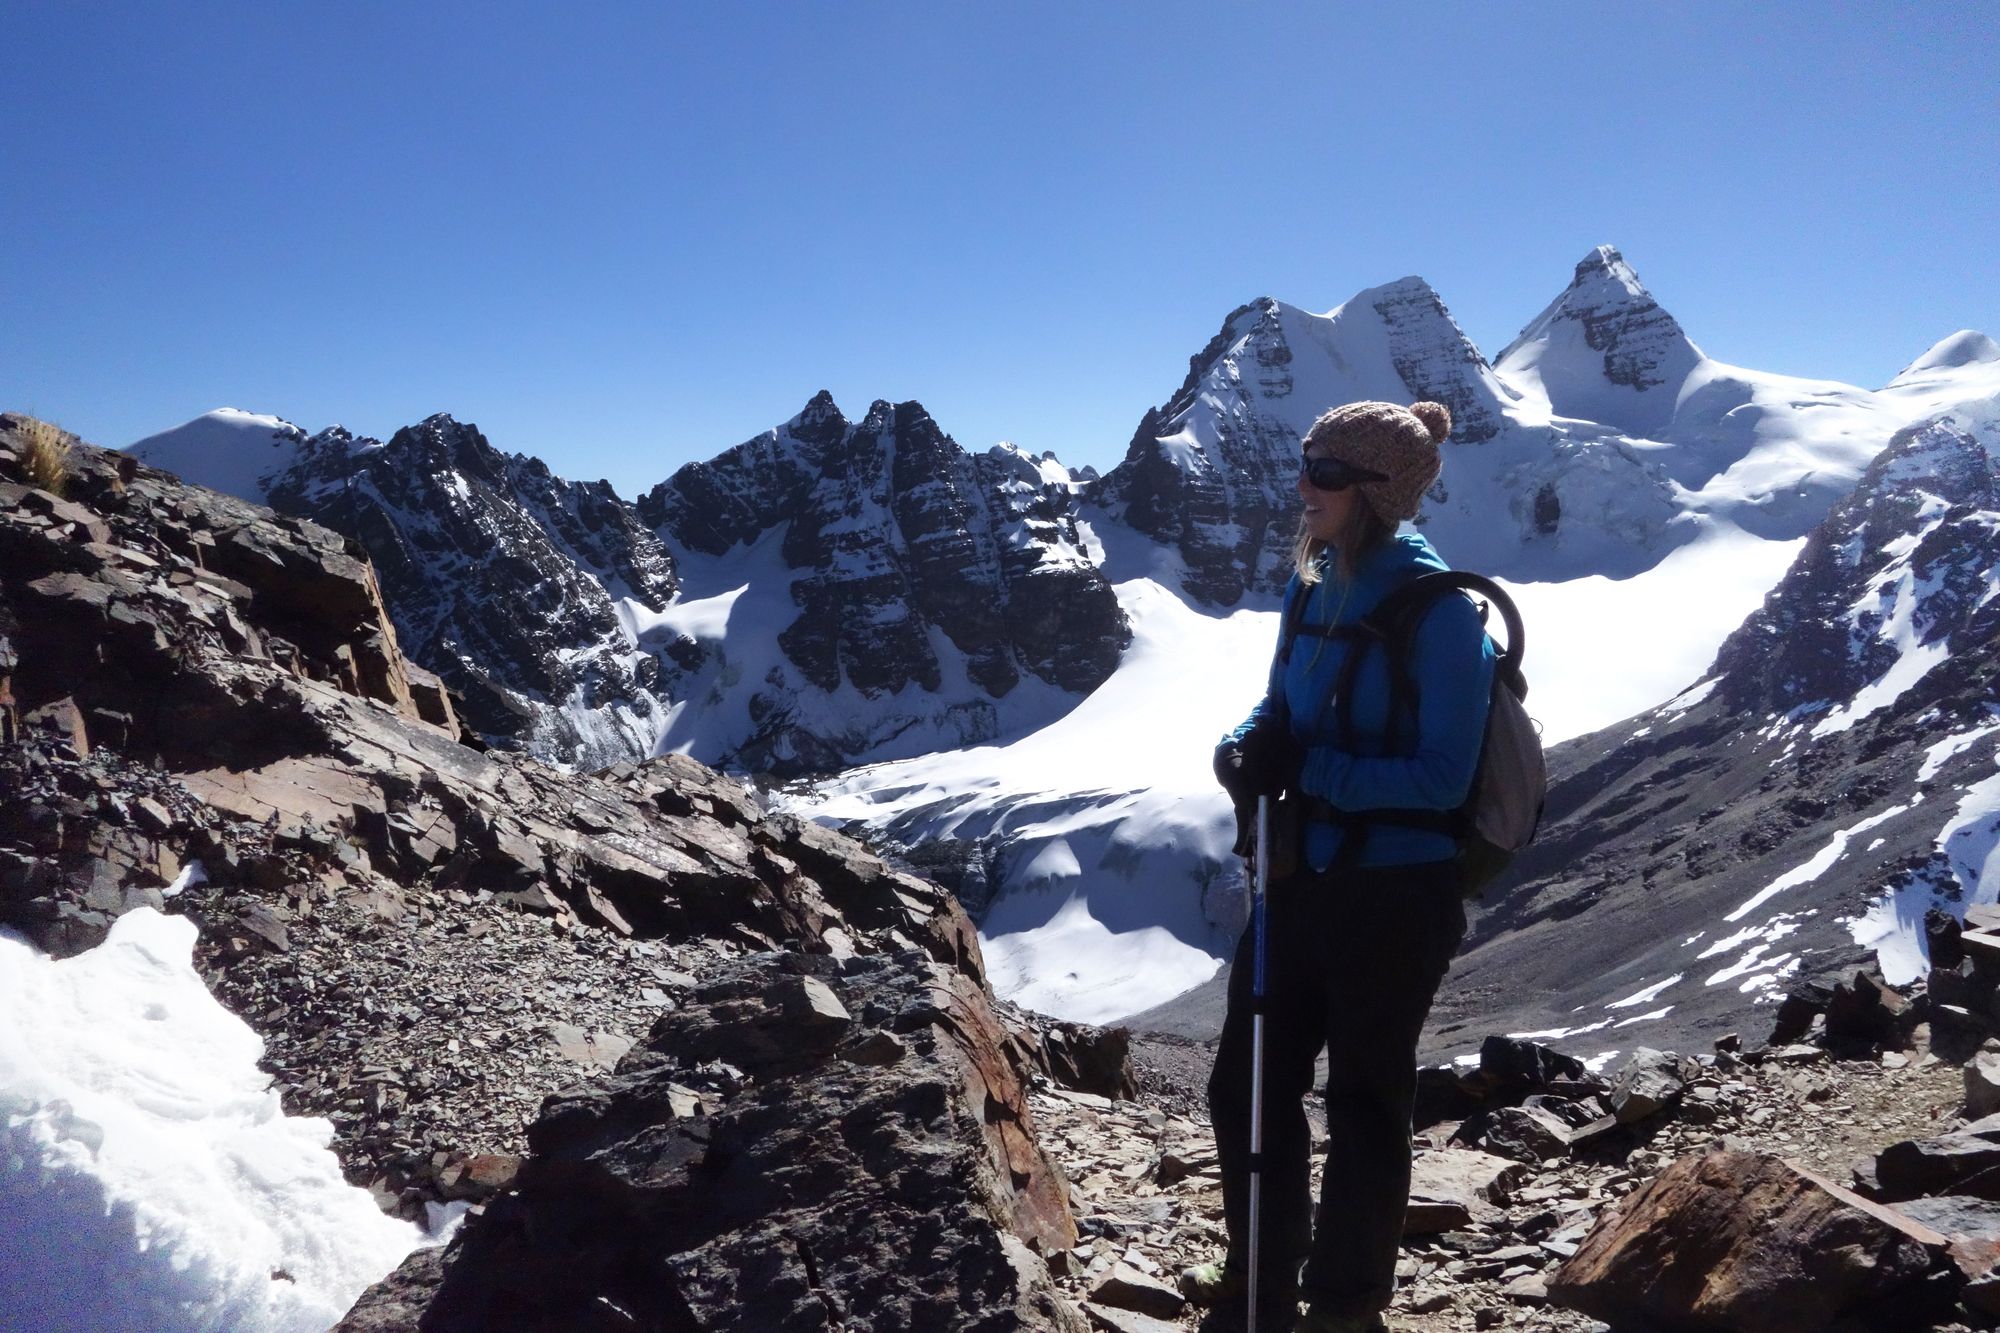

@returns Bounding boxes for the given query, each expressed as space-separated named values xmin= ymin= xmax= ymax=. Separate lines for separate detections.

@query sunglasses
xmin=1299 ymin=454 xmax=1388 ymax=492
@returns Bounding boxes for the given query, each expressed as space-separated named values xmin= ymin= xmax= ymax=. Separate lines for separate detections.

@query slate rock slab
xmin=1547 ymin=1151 xmax=1950 ymax=1333
xmin=1407 ymin=1149 xmax=1525 ymax=1235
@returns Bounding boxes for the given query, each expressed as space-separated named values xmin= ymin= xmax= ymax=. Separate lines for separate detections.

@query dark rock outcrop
xmin=639 ymin=394 xmax=1129 ymax=774
xmin=357 ymin=949 xmax=1083 ymax=1331
xmin=263 ymin=415 xmax=679 ymax=768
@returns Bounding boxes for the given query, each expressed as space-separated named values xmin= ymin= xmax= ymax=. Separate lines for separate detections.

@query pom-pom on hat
xmin=1302 ymin=400 xmax=1451 ymax=522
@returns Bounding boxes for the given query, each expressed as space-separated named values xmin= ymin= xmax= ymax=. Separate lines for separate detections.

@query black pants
xmin=1206 ymin=858 xmax=1467 ymax=1317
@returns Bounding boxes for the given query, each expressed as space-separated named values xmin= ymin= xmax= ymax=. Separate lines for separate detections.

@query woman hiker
xmin=1184 ymin=400 xmax=1494 ymax=1333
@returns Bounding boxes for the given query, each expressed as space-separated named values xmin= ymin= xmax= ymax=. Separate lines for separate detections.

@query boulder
xmin=1477 ymin=1104 xmax=1575 ymax=1164
xmin=1413 ymin=1062 xmax=1485 ymax=1129
xmin=1928 ymin=908 xmax=1967 ymax=971
xmin=1873 ymin=1114 xmax=2000 ymax=1203
xmin=1968 ymin=1043 xmax=2000 ymax=1121
xmin=1608 ymin=1047 xmax=1691 ymax=1124
xmin=1473 ymin=1035 xmax=1588 ymax=1102
xmin=1825 ymin=971 xmax=1914 ymax=1053
xmin=1081 ymin=1304 xmax=1180 ymax=1333
xmin=1548 ymin=1151 xmax=1950 ymax=1332
xmin=1768 ymin=981 xmax=1833 ymax=1046
xmin=1406 ymin=1149 xmax=1526 ymax=1235
xmin=1088 ymin=1263 xmax=1184 ymax=1320
xmin=1038 ymin=1020 xmax=1140 ymax=1102
xmin=1887 ymin=1195 xmax=2000 ymax=1313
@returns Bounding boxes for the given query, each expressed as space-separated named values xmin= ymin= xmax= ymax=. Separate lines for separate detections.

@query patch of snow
xmin=1706 ymin=945 xmax=1794 ymax=987
xmin=123 ymin=409 xmax=305 ymax=503
xmin=1506 ymin=1017 xmax=1614 ymax=1041
xmin=1658 ymin=677 xmax=1719 ymax=715
xmin=0 ymin=909 xmax=430 ymax=1332
xmin=1498 ymin=527 xmax=1802 ymax=743
xmin=1848 ymin=759 xmax=2000 ymax=984
xmin=1921 ymin=716 xmax=2000 ymax=783
xmin=1725 ymin=801 xmax=1914 ymax=923
xmin=162 ymin=860 xmax=206 ymax=899
xmin=1606 ymin=975 xmax=1682 ymax=1009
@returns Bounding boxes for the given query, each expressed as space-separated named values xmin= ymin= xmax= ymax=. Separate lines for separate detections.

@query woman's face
xmin=1298 ymin=440 xmax=1357 ymax=545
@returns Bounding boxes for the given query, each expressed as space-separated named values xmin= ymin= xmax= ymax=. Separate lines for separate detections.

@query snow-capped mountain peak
xmin=1896 ymin=329 xmax=2000 ymax=379
xmin=1495 ymin=245 xmax=1705 ymax=436
xmin=1886 ymin=330 xmax=2000 ymax=404
xmin=126 ymin=408 xmax=308 ymax=499
xmin=1342 ymin=274 xmax=1509 ymax=443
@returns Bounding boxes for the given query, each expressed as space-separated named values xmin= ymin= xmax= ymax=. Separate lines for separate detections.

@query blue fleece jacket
xmin=1229 ymin=533 xmax=1496 ymax=870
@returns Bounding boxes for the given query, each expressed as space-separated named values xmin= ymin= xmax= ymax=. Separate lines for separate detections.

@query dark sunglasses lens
xmin=1302 ymin=457 xmax=1360 ymax=490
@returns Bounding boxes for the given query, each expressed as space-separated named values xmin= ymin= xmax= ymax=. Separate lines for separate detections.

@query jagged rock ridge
xmin=1090 ymin=247 xmax=1998 ymax=603
xmin=1088 ymin=276 xmax=1689 ymax=601
xmin=266 ymin=415 xmax=680 ymax=768
xmin=130 ymin=397 xmax=1129 ymax=776
xmin=638 ymin=392 xmax=1130 ymax=774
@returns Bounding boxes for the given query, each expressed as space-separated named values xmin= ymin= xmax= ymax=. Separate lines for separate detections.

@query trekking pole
xmin=1246 ymin=793 xmax=1271 ymax=1333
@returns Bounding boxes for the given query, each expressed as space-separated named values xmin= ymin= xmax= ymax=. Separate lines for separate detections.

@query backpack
xmin=1280 ymin=569 xmax=1546 ymax=895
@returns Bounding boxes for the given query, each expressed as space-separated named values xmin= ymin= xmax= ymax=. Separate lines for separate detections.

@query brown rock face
xmin=1547 ymin=1151 xmax=1949 ymax=1332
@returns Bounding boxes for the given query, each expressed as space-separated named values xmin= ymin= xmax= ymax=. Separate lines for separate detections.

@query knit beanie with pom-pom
xmin=1302 ymin=400 xmax=1452 ymax=523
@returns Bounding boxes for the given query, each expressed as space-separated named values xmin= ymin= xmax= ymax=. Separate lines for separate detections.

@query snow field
xmin=796 ymin=515 xmax=1805 ymax=1024
xmin=1 ymin=910 xmax=435 ymax=1333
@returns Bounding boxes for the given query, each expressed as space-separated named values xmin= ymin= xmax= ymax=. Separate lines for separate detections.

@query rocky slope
xmin=1427 ymin=393 xmax=2000 ymax=1060
xmin=1069 ymin=1018 xmax=1995 ymax=1332
xmin=128 ymin=410 xmax=679 ymax=768
xmin=0 ymin=416 xmax=1125 ymax=1329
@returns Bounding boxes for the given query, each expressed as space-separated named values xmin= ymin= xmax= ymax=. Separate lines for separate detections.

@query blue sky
xmin=5 ymin=2 xmax=1995 ymax=494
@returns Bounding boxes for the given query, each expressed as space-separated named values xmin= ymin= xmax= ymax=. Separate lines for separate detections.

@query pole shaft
xmin=1246 ymin=795 xmax=1272 ymax=1333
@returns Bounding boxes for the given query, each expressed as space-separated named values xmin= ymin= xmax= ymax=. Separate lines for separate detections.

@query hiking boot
xmin=1294 ymin=1303 xmax=1387 ymax=1333
xmin=1178 ymin=1260 xmax=1245 ymax=1306
xmin=1180 ymin=1260 xmax=1304 ymax=1329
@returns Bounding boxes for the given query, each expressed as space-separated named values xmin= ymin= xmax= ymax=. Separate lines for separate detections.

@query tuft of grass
xmin=18 ymin=417 xmax=74 ymax=496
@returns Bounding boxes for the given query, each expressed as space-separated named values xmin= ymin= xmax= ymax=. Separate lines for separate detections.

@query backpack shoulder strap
xmin=1368 ymin=570 xmax=1526 ymax=687
xmin=1278 ymin=576 xmax=1308 ymax=663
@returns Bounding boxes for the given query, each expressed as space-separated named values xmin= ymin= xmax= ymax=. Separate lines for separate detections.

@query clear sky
xmin=5 ymin=2 xmax=1995 ymax=496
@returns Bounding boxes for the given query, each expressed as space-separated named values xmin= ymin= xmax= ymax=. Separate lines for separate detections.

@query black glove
xmin=1217 ymin=717 xmax=1297 ymax=790
xmin=1238 ymin=720 xmax=1300 ymax=795
xmin=1215 ymin=721 xmax=1300 ymax=856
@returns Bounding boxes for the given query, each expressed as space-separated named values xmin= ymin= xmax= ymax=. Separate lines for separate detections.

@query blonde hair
xmin=1293 ymin=504 xmax=1394 ymax=586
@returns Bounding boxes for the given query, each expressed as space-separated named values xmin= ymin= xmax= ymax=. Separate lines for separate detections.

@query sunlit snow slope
xmin=788 ymin=514 xmax=1806 ymax=1021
